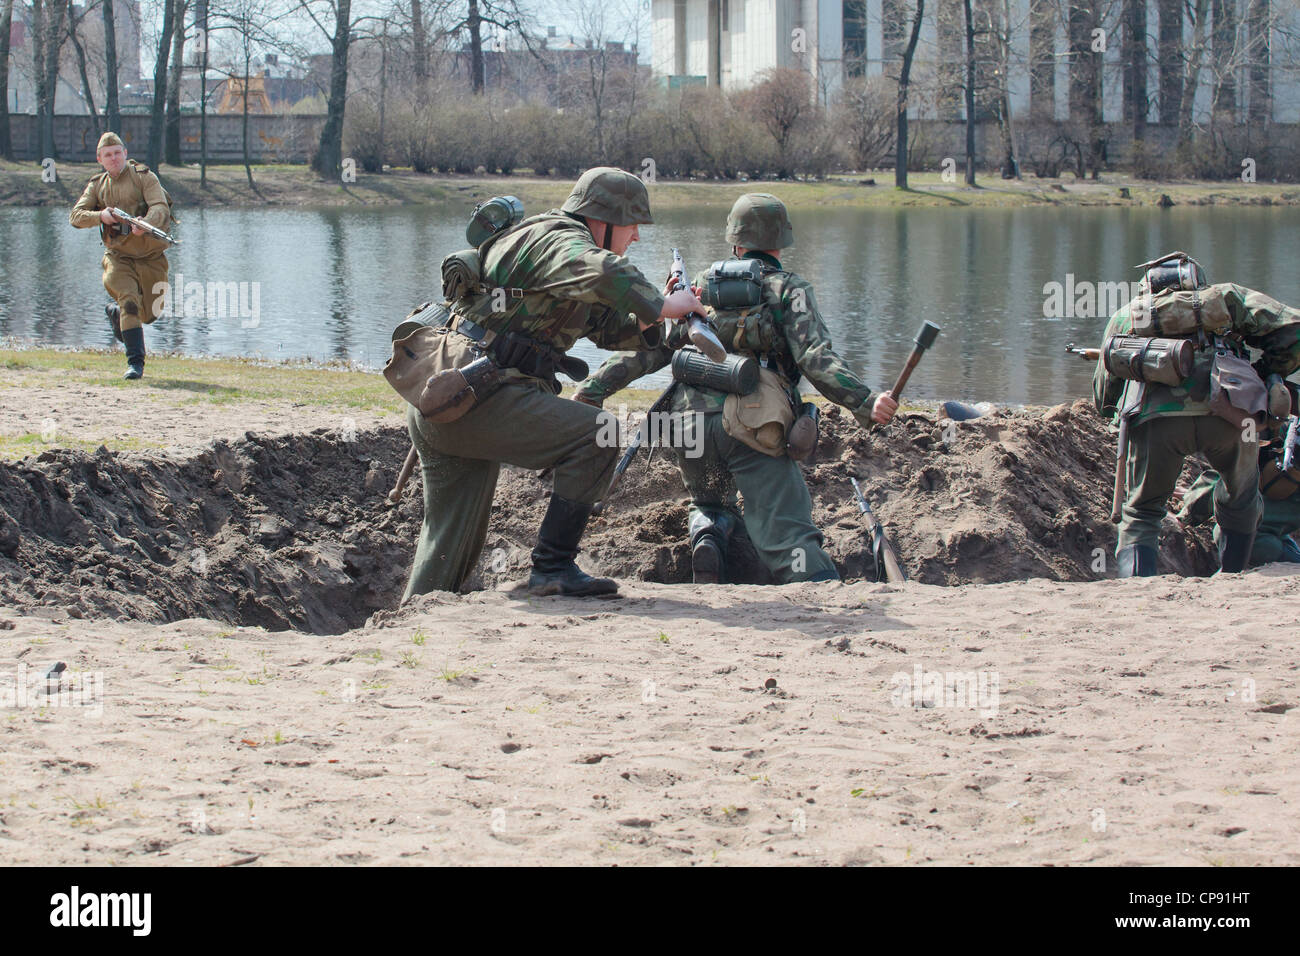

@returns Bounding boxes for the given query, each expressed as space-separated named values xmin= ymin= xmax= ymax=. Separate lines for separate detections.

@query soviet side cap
xmin=561 ymin=166 xmax=653 ymax=226
xmin=97 ymin=131 xmax=125 ymax=152
xmin=725 ymin=193 xmax=794 ymax=250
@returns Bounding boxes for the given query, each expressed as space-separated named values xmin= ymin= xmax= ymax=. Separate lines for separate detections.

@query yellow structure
xmin=217 ymin=73 xmax=273 ymax=115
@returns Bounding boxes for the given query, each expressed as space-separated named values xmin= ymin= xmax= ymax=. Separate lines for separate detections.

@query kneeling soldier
xmin=577 ymin=193 xmax=897 ymax=584
xmin=400 ymin=167 xmax=704 ymax=599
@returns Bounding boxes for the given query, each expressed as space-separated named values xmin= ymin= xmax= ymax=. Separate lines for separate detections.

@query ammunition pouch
xmin=1208 ymin=349 xmax=1268 ymax=429
xmin=786 ymin=402 xmax=820 ymax=461
xmin=1128 ymin=286 xmax=1232 ymax=339
xmin=722 ymin=367 xmax=798 ymax=457
xmin=701 ymin=258 xmax=764 ymax=311
xmin=671 ymin=348 xmax=759 ymax=395
xmin=1102 ymin=335 xmax=1195 ymax=386
xmin=418 ymin=356 xmax=504 ymax=423
xmin=383 ymin=316 xmax=504 ymax=424
xmin=489 ymin=331 xmax=589 ymax=388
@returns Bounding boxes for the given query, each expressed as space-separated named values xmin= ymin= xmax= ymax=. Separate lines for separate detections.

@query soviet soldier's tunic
xmin=69 ymin=160 xmax=172 ymax=330
xmin=403 ymin=210 xmax=664 ymax=598
xmin=1093 ymin=283 xmax=1300 ymax=556
xmin=579 ymin=251 xmax=878 ymax=583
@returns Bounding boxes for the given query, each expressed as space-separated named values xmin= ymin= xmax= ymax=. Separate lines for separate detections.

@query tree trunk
xmin=1247 ymin=0 xmax=1270 ymax=124
xmin=1177 ymin=0 xmax=1210 ymax=146
xmin=1124 ymin=0 xmax=1147 ymax=141
xmin=1210 ymin=0 xmax=1236 ymax=118
xmin=411 ymin=0 xmax=429 ymax=105
xmin=895 ymin=0 xmax=924 ymax=188
xmin=0 ymin=0 xmax=15 ymax=159
xmin=148 ymin=0 xmax=177 ymax=170
xmin=197 ymin=0 xmax=207 ymax=187
xmin=963 ymin=0 xmax=976 ymax=185
xmin=1157 ymin=0 xmax=1183 ymax=125
xmin=468 ymin=0 xmax=485 ymax=93
xmin=33 ymin=0 xmax=69 ymax=161
xmin=166 ymin=0 xmax=188 ymax=166
xmin=996 ymin=0 xmax=1017 ymax=177
xmin=312 ymin=0 xmax=352 ymax=177
xmin=243 ymin=49 xmax=254 ymax=188
xmin=67 ymin=1 xmax=101 ymax=134
xmin=102 ymin=0 xmax=121 ymax=132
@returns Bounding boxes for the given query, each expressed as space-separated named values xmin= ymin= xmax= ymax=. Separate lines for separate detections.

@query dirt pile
xmin=0 ymin=400 xmax=1216 ymax=633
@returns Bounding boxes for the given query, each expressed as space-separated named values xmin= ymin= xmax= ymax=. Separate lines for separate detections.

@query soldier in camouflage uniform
xmin=1178 ymin=465 xmax=1300 ymax=567
xmin=402 ymin=167 xmax=704 ymax=599
xmin=576 ymin=193 xmax=897 ymax=584
xmin=70 ymin=132 xmax=173 ymax=380
xmin=1093 ymin=259 xmax=1300 ymax=575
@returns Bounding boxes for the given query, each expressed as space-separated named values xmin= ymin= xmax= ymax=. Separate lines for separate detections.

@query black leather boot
xmin=1217 ymin=530 xmax=1257 ymax=573
xmin=528 ymin=494 xmax=618 ymax=596
xmin=1116 ymin=544 xmax=1158 ymax=577
xmin=105 ymin=303 xmax=123 ymax=342
xmin=122 ymin=326 xmax=146 ymax=380
xmin=689 ymin=509 xmax=735 ymax=584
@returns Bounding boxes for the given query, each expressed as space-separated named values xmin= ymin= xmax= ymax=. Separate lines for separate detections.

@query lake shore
xmin=4 ymin=159 xmax=1297 ymax=211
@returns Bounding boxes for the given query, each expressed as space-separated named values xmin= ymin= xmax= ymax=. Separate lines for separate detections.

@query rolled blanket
xmin=441 ymin=248 xmax=482 ymax=302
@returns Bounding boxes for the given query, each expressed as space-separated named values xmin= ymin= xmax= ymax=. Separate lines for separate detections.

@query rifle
xmin=109 ymin=207 xmax=180 ymax=245
xmin=1283 ymin=415 xmax=1299 ymax=474
xmin=592 ymin=382 xmax=679 ymax=515
xmin=850 ymin=477 xmax=907 ymax=584
xmin=1065 ymin=342 xmax=1100 ymax=361
xmin=669 ymin=248 xmax=727 ymax=363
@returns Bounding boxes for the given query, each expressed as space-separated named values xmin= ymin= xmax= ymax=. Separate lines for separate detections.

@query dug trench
xmin=0 ymin=399 xmax=1218 ymax=635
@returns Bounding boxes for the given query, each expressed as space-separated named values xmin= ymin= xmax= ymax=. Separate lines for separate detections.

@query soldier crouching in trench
xmin=390 ymin=167 xmax=705 ymax=599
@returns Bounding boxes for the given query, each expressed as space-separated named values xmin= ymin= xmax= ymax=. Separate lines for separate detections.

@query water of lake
xmin=1 ymin=201 xmax=1296 ymax=405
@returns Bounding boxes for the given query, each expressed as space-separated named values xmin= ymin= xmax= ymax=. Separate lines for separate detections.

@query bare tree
xmin=147 ymin=0 xmax=179 ymax=169
xmin=103 ymin=0 xmax=122 ymax=131
xmin=0 ymin=0 xmax=15 ymax=158
xmin=66 ymin=0 xmax=104 ymax=136
xmin=166 ymin=0 xmax=191 ymax=165
xmin=963 ymin=0 xmax=977 ymax=185
xmin=895 ymin=0 xmax=925 ymax=188
xmin=32 ymin=0 xmax=70 ymax=160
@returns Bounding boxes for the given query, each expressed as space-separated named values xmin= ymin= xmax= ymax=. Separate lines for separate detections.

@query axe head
xmin=914 ymin=321 xmax=941 ymax=351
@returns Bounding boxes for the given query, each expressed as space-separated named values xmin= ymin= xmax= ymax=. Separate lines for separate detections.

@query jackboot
xmin=528 ymin=494 xmax=618 ymax=596
xmin=122 ymin=326 xmax=146 ymax=380
xmin=1217 ymin=529 xmax=1257 ymax=574
xmin=105 ymin=303 xmax=123 ymax=342
xmin=689 ymin=509 xmax=736 ymax=584
xmin=1116 ymin=544 xmax=1158 ymax=578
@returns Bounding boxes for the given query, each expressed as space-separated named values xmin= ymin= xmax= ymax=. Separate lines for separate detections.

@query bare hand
xmin=661 ymin=288 xmax=705 ymax=321
xmin=99 ymin=208 xmax=121 ymax=225
xmin=872 ymin=392 xmax=899 ymax=425
xmin=129 ymin=222 xmax=148 ymax=236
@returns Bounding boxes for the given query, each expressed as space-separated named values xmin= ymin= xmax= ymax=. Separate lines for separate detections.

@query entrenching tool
xmin=850 ymin=477 xmax=907 ymax=584
xmin=388 ymin=445 xmax=419 ymax=505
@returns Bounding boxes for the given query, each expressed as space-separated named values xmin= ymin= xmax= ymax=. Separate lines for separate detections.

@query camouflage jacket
xmin=1093 ymin=283 xmax=1300 ymax=425
xmin=450 ymin=210 xmax=664 ymax=354
xmin=69 ymin=160 xmax=172 ymax=259
xmin=577 ymin=252 xmax=877 ymax=427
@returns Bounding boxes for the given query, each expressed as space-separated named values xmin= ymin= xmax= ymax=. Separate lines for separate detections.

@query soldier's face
xmin=609 ymin=223 xmax=639 ymax=256
xmin=98 ymin=145 xmax=128 ymax=176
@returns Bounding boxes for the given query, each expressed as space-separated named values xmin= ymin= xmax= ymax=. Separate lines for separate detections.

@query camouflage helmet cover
xmin=726 ymin=193 xmax=794 ymax=250
xmin=561 ymin=167 xmax=654 ymax=226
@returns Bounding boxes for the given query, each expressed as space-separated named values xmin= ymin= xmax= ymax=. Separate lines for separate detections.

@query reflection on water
xmin=1 ymin=202 xmax=1296 ymax=405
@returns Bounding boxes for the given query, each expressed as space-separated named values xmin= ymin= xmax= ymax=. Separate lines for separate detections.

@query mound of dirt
xmin=0 ymin=400 xmax=1216 ymax=633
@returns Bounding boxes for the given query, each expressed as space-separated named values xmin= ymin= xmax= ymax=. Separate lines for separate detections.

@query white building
xmin=651 ymin=0 xmax=1299 ymax=123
